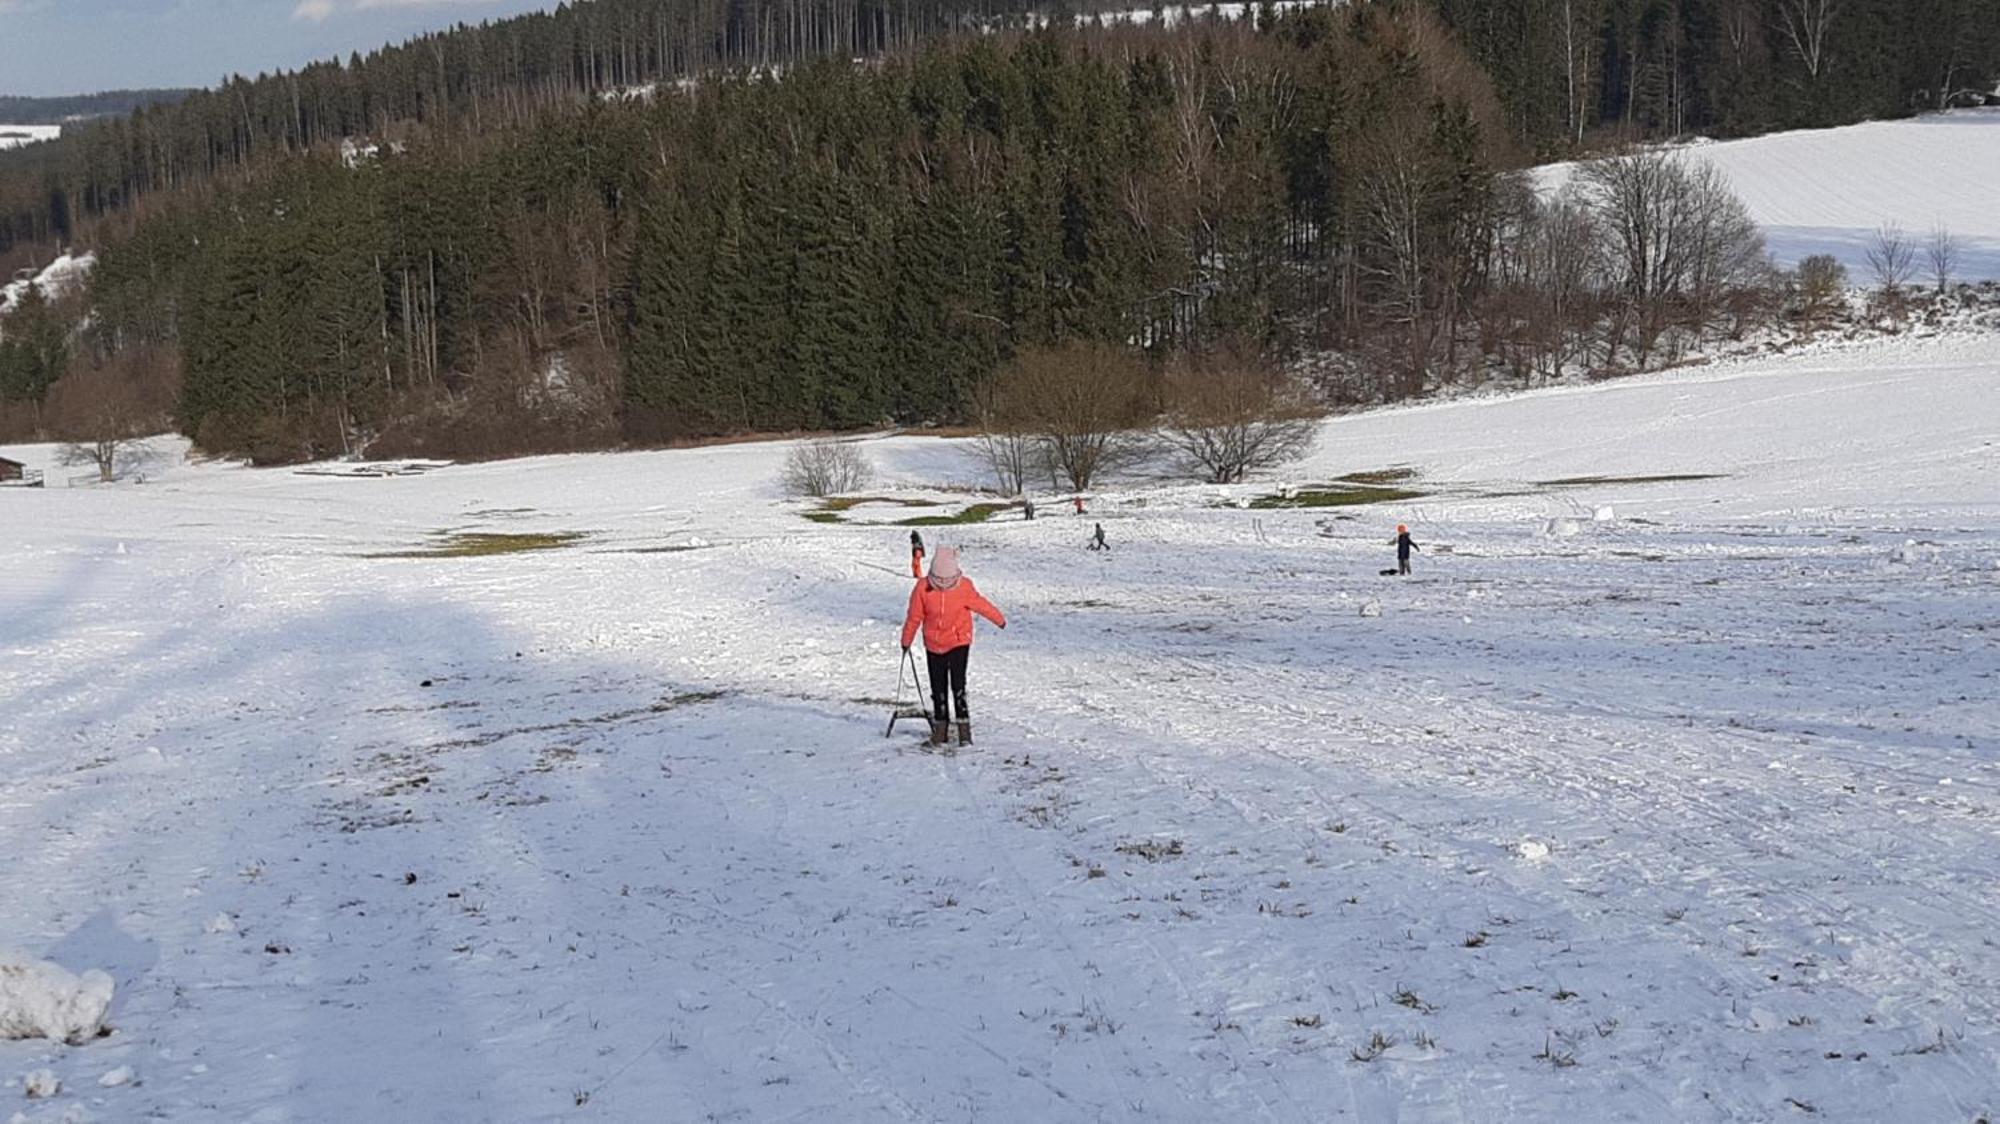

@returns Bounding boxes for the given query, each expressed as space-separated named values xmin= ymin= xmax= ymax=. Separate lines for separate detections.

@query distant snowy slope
xmin=1543 ymin=108 xmax=2000 ymax=281
xmin=0 ymin=124 xmax=61 ymax=151
xmin=1298 ymin=332 xmax=2000 ymax=521
xmin=0 ymin=251 xmax=95 ymax=316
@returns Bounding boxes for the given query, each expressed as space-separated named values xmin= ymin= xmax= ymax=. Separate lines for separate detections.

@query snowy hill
xmin=1543 ymin=107 xmax=2000 ymax=281
xmin=2 ymin=332 xmax=1997 ymax=1119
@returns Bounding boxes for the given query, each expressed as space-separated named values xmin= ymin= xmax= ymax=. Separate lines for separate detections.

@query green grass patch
xmin=895 ymin=502 xmax=1015 ymax=526
xmin=821 ymin=495 xmax=933 ymax=513
xmin=802 ymin=510 xmax=845 ymax=524
xmin=374 ymin=531 xmax=585 ymax=558
xmin=1249 ymin=486 xmax=1426 ymax=509
xmin=1537 ymin=473 xmax=1725 ymax=487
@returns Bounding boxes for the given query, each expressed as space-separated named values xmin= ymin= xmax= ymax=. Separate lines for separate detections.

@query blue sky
xmin=0 ymin=0 xmax=560 ymax=98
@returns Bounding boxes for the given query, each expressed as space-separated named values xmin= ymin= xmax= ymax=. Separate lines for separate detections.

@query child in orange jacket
xmin=901 ymin=546 xmax=1006 ymax=747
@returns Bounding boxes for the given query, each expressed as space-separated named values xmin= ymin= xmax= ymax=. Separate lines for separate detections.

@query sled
xmin=885 ymin=647 xmax=932 ymax=738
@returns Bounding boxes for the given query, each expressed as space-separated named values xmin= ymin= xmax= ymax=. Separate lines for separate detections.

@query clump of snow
xmin=0 ymin=952 xmax=115 ymax=1044
xmin=1357 ymin=599 xmax=1382 ymax=618
xmin=1513 ymin=839 xmax=1553 ymax=862
xmin=1889 ymin=540 xmax=1939 ymax=566
xmin=21 ymin=1069 xmax=59 ymax=1098
xmin=95 ymin=1067 xmax=133 ymax=1089
xmin=1542 ymin=517 xmax=1581 ymax=538
xmin=202 ymin=914 xmax=237 ymax=936
xmin=1592 ymin=505 xmax=1616 ymax=523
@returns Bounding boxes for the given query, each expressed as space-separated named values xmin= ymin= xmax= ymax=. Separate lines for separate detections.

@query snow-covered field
xmin=1543 ymin=107 xmax=2000 ymax=281
xmin=0 ymin=125 xmax=61 ymax=152
xmin=3 ymin=332 xmax=1998 ymax=1120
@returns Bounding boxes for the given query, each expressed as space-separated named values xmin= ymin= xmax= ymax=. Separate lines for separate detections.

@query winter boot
xmin=957 ymin=722 xmax=973 ymax=747
xmin=928 ymin=720 xmax=951 ymax=747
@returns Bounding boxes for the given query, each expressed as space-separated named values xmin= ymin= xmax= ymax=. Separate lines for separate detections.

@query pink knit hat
xmin=928 ymin=546 xmax=962 ymax=589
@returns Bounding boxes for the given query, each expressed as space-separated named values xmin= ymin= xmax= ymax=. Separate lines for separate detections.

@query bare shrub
xmin=1865 ymin=223 xmax=1918 ymax=293
xmin=1160 ymin=341 xmax=1320 ymax=483
xmin=988 ymin=342 xmax=1152 ymax=492
xmin=1792 ymin=254 xmax=1848 ymax=328
xmin=781 ymin=438 xmax=875 ymax=498
xmin=370 ymin=339 xmax=621 ymax=462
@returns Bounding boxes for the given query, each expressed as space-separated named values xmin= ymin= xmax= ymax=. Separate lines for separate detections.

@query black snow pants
xmin=926 ymin=645 xmax=972 ymax=722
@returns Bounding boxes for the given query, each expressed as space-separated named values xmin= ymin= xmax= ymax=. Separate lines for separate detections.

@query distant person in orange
xmin=901 ymin=546 xmax=1006 ymax=747
xmin=1390 ymin=524 xmax=1419 ymax=576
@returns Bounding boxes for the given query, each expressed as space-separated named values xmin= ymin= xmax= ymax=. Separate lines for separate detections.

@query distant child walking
xmin=901 ymin=546 xmax=1007 ymax=747
xmin=1390 ymin=524 xmax=1419 ymax=576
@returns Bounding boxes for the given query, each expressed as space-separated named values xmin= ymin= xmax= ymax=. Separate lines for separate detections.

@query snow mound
xmin=96 ymin=1066 xmax=134 ymax=1088
xmin=1889 ymin=540 xmax=1939 ymax=566
xmin=0 ymin=952 xmax=115 ymax=1044
xmin=22 ymin=1068 xmax=59 ymax=1098
xmin=1358 ymin=599 xmax=1383 ymax=618
xmin=1512 ymin=839 xmax=1553 ymax=863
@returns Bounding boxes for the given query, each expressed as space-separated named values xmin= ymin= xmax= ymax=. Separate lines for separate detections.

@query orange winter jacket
xmin=901 ymin=577 xmax=1006 ymax=653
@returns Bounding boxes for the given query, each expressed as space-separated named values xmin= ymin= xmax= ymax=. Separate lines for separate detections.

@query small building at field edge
xmin=0 ymin=456 xmax=25 ymax=483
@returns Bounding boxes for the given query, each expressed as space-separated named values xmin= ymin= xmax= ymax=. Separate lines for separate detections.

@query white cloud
xmin=292 ymin=0 xmax=336 ymax=22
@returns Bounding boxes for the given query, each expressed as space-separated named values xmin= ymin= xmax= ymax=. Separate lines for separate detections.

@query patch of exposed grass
xmin=1537 ymin=473 xmax=1725 ymax=487
xmin=804 ymin=495 xmax=954 ymax=524
xmin=373 ymin=531 xmax=585 ymax=558
xmin=1249 ymin=486 xmax=1426 ymax=509
xmin=822 ymin=495 xmax=933 ymax=513
xmin=895 ymin=502 xmax=1015 ymax=526
xmin=1339 ymin=467 xmax=1419 ymax=485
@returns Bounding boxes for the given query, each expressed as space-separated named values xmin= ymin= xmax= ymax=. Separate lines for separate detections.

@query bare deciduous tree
xmin=1574 ymin=150 xmax=1767 ymax=365
xmin=1160 ymin=341 xmax=1320 ymax=484
xmin=1927 ymin=224 xmax=1962 ymax=294
xmin=1864 ymin=223 xmax=1918 ymax=293
xmin=780 ymin=438 xmax=875 ymax=498
xmin=987 ymin=342 xmax=1151 ymax=492
xmin=1776 ymin=0 xmax=1840 ymax=80
xmin=47 ymin=351 xmax=175 ymax=483
xmin=967 ymin=375 xmax=1037 ymax=496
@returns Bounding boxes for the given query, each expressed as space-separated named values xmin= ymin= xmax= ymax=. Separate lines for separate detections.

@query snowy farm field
xmin=4 ymin=333 xmax=1998 ymax=1121
xmin=1541 ymin=106 xmax=2000 ymax=281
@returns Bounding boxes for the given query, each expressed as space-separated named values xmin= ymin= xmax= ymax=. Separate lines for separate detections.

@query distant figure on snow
xmin=1089 ymin=523 xmax=1109 ymax=551
xmin=909 ymin=529 xmax=926 ymax=579
xmin=1023 ymin=498 xmax=1036 ymax=521
xmin=1390 ymin=524 xmax=1419 ymax=576
xmin=1073 ymin=496 xmax=1086 ymax=516
xmin=901 ymin=546 xmax=1007 ymax=748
